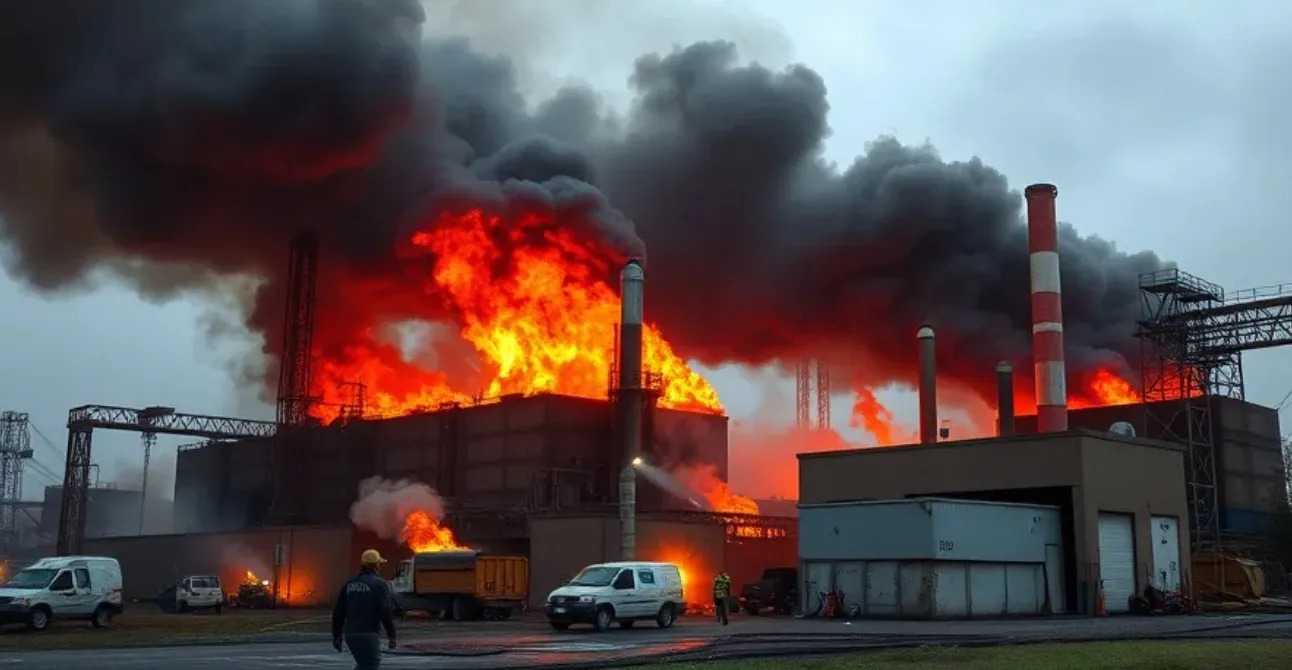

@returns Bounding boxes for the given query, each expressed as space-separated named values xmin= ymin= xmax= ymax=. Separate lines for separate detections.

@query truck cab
xmin=739 ymin=566 xmax=798 ymax=615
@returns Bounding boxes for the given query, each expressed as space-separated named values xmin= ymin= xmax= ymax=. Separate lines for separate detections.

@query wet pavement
xmin=8 ymin=612 xmax=1292 ymax=669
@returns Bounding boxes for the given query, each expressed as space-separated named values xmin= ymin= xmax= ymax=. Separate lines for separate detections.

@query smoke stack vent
xmin=1024 ymin=183 xmax=1068 ymax=433
xmin=917 ymin=326 xmax=937 ymax=444
xmin=996 ymin=362 xmax=1015 ymax=436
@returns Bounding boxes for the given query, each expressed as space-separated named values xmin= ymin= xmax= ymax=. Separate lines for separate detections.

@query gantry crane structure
xmin=796 ymin=360 xmax=831 ymax=430
xmin=57 ymin=405 xmax=277 ymax=555
xmin=1 ymin=411 xmax=34 ymax=556
xmin=1137 ymin=268 xmax=1292 ymax=555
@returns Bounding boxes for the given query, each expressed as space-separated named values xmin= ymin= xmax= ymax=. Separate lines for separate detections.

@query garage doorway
xmin=1097 ymin=513 xmax=1136 ymax=613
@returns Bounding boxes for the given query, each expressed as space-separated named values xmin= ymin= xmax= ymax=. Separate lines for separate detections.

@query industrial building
xmin=172 ymin=393 xmax=729 ymax=536
xmin=797 ymin=430 xmax=1190 ymax=616
xmin=38 ymin=485 xmax=174 ymax=540
xmin=14 ymin=181 xmax=1286 ymax=623
xmin=1015 ymin=398 xmax=1285 ymax=533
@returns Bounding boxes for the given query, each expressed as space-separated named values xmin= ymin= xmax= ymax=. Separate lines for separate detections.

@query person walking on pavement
xmin=332 ymin=549 xmax=398 ymax=669
xmin=712 ymin=571 xmax=732 ymax=626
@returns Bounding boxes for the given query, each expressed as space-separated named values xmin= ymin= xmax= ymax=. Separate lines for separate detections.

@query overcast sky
xmin=3 ymin=0 xmax=1291 ymax=499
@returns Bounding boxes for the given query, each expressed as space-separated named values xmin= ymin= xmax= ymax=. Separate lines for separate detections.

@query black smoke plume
xmin=0 ymin=1 xmax=1164 ymax=407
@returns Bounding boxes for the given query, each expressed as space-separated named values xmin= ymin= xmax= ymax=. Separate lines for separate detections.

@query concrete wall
xmin=1079 ymin=436 xmax=1191 ymax=609
xmin=527 ymin=513 xmax=727 ymax=610
xmin=32 ymin=525 xmax=355 ymax=606
xmin=798 ymin=431 xmax=1190 ymax=615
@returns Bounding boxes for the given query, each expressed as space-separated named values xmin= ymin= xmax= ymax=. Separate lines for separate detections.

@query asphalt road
xmin=8 ymin=613 xmax=1292 ymax=669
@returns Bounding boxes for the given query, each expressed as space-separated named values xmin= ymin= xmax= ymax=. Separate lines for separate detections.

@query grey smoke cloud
xmin=349 ymin=476 xmax=447 ymax=540
xmin=0 ymin=1 xmax=1165 ymax=406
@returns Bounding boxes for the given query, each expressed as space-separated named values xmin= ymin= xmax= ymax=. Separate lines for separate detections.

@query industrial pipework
xmin=1025 ymin=184 xmax=1068 ymax=433
xmin=620 ymin=458 xmax=640 ymax=562
xmin=917 ymin=326 xmax=937 ymax=444
xmin=617 ymin=259 xmax=646 ymax=562
xmin=996 ymin=362 xmax=1015 ymax=436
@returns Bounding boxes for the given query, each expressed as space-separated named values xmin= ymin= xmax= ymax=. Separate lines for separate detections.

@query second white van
xmin=544 ymin=561 xmax=687 ymax=632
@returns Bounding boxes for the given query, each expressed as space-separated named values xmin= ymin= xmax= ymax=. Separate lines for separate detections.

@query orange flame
xmin=244 ymin=570 xmax=269 ymax=586
xmin=653 ymin=545 xmax=711 ymax=604
xmin=402 ymin=510 xmax=469 ymax=553
xmin=1069 ymin=368 xmax=1141 ymax=409
xmin=312 ymin=208 xmax=723 ymax=421
xmin=675 ymin=464 xmax=760 ymax=515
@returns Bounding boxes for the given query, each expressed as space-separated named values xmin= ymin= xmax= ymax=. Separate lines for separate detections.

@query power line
xmin=29 ymin=424 xmax=65 ymax=462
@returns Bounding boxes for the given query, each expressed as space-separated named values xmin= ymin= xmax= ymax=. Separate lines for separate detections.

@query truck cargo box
xmin=411 ymin=551 xmax=528 ymax=602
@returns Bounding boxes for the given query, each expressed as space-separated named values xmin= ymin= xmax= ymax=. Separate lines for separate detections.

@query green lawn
xmin=0 ymin=610 xmax=331 ymax=650
xmin=644 ymin=640 xmax=1292 ymax=669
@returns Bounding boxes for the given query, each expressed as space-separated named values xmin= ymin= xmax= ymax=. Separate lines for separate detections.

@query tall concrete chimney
xmin=996 ymin=362 xmax=1015 ymax=437
xmin=617 ymin=259 xmax=645 ymax=561
xmin=1025 ymin=183 xmax=1068 ymax=433
xmin=917 ymin=326 xmax=937 ymax=444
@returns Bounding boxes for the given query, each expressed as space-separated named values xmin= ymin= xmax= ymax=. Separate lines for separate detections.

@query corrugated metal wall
xmin=803 ymin=559 xmax=1050 ymax=618
xmin=799 ymin=500 xmax=1065 ymax=617
xmin=57 ymin=525 xmax=355 ymax=606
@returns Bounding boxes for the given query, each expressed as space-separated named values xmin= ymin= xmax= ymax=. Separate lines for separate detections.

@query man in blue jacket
xmin=332 ymin=549 xmax=397 ymax=668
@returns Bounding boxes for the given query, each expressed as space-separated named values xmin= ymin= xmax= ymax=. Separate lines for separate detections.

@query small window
xmin=613 ymin=569 xmax=635 ymax=590
xmin=74 ymin=568 xmax=91 ymax=589
xmin=637 ymin=570 xmax=656 ymax=585
xmin=193 ymin=578 xmax=209 ymax=588
xmin=49 ymin=571 xmax=73 ymax=591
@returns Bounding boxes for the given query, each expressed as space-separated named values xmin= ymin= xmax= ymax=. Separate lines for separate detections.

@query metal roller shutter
xmin=1097 ymin=513 xmax=1136 ymax=613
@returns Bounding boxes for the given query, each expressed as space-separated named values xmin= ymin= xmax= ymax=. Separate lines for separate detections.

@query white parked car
xmin=0 ymin=556 xmax=124 ymax=631
xmin=544 ymin=561 xmax=687 ymax=632
xmin=169 ymin=575 xmax=224 ymax=613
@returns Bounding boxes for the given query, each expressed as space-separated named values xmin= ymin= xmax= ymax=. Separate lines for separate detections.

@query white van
xmin=544 ymin=561 xmax=687 ymax=632
xmin=0 ymin=556 xmax=124 ymax=631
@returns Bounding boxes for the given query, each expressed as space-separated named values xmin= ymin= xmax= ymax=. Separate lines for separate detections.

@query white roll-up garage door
xmin=1098 ymin=513 xmax=1136 ymax=613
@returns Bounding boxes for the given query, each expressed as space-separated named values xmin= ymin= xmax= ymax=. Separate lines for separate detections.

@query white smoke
xmin=348 ymin=476 xmax=447 ymax=540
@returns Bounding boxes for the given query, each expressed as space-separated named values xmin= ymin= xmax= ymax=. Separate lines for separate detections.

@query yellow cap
xmin=360 ymin=549 xmax=386 ymax=565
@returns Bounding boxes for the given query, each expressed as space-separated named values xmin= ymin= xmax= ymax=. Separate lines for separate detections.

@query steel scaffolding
xmin=796 ymin=360 xmax=831 ymax=430
xmin=1138 ymin=268 xmax=1292 ymax=552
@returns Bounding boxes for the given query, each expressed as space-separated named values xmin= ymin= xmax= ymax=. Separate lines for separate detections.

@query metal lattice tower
xmin=1138 ymin=268 xmax=1292 ymax=553
xmin=795 ymin=360 xmax=831 ymax=430
xmin=276 ymin=229 xmax=320 ymax=428
xmin=1 ymin=412 xmax=34 ymax=555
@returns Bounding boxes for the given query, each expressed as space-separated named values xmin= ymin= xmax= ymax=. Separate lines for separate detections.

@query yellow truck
xmin=389 ymin=551 xmax=527 ymax=621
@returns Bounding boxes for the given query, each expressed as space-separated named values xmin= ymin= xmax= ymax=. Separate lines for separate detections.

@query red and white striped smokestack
xmin=1025 ymin=183 xmax=1068 ymax=433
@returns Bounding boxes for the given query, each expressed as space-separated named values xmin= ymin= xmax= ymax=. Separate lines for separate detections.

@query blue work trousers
xmin=345 ymin=633 xmax=382 ymax=670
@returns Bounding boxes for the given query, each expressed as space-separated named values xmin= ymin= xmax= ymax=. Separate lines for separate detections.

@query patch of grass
xmin=646 ymin=640 xmax=1292 ymax=669
xmin=0 ymin=609 xmax=332 ymax=650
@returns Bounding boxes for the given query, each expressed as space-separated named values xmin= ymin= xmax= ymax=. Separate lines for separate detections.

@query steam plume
xmin=349 ymin=476 xmax=447 ymax=540
xmin=0 ymin=2 xmax=1165 ymax=408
